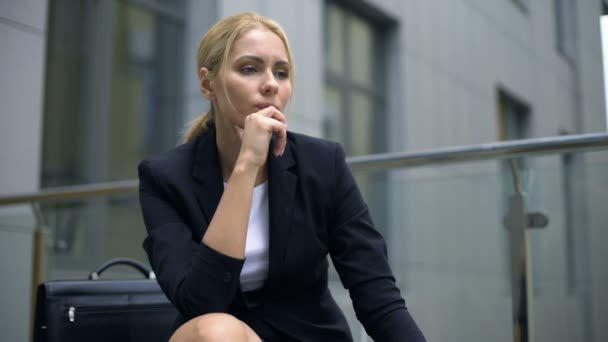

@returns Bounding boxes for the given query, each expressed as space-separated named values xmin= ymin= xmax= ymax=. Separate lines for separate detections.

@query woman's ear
xmin=199 ymin=67 xmax=215 ymax=100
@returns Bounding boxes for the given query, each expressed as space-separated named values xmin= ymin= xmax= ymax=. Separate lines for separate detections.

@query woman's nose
xmin=260 ymin=71 xmax=279 ymax=94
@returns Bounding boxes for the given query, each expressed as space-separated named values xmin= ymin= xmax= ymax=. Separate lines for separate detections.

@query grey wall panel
xmin=0 ymin=2 xmax=48 ymax=341
xmin=0 ymin=228 xmax=34 ymax=342
xmin=0 ymin=0 xmax=47 ymax=31
xmin=182 ymin=0 xmax=218 ymax=126
xmin=0 ymin=23 xmax=45 ymax=196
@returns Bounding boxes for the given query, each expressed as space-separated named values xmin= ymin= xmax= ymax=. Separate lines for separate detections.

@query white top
xmin=224 ymin=181 xmax=270 ymax=292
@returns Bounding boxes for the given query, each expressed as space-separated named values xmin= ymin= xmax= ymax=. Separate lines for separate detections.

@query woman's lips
xmin=255 ymin=103 xmax=275 ymax=110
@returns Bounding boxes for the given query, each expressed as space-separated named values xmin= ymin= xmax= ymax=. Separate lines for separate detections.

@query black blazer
xmin=138 ymin=128 xmax=425 ymax=342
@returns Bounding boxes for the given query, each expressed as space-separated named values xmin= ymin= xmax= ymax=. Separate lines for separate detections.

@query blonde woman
xmin=138 ymin=12 xmax=425 ymax=342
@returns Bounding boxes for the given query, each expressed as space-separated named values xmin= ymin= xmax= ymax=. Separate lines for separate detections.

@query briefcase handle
xmin=88 ymin=257 xmax=156 ymax=280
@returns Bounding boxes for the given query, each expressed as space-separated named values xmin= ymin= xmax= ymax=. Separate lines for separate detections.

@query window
xmin=42 ymin=0 xmax=185 ymax=187
xmin=601 ymin=2 xmax=608 ymax=131
xmin=323 ymin=2 xmax=389 ymax=157
xmin=497 ymin=88 xmax=531 ymax=194
xmin=41 ymin=0 xmax=187 ymax=273
xmin=497 ymin=90 xmax=530 ymax=141
xmin=323 ymin=1 xmax=395 ymax=237
xmin=554 ymin=0 xmax=577 ymax=61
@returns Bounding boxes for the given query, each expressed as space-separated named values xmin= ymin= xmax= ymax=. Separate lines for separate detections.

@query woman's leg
xmin=169 ymin=313 xmax=262 ymax=342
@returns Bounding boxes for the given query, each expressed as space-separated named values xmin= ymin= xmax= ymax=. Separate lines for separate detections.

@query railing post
xmin=29 ymin=203 xmax=48 ymax=342
xmin=505 ymin=192 xmax=534 ymax=342
xmin=503 ymin=159 xmax=547 ymax=342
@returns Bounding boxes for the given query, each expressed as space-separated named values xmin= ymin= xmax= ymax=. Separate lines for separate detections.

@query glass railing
xmin=333 ymin=149 xmax=608 ymax=342
xmin=1 ymin=133 xmax=607 ymax=342
xmin=38 ymin=193 xmax=149 ymax=280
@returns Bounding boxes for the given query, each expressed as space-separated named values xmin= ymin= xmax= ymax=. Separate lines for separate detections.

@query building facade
xmin=1 ymin=0 xmax=607 ymax=341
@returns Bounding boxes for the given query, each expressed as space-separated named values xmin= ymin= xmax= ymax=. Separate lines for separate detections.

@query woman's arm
xmin=139 ymin=107 xmax=287 ymax=319
xmin=328 ymin=144 xmax=426 ymax=342
xmin=139 ymin=160 xmax=246 ymax=318
xmin=201 ymin=160 xmax=258 ymax=259
xmin=201 ymin=106 xmax=287 ymax=259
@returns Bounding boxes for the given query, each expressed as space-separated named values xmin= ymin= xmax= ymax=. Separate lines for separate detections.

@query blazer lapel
xmin=266 ymin=138 xmax=297 ymax=289
xmin=190 ymin=130 xmax=297 ymax=293
xmin=191 ymin=129 xmax=224 ymax=229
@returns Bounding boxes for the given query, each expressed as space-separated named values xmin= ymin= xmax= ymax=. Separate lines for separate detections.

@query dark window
xmin=41 ymin=0 xmax=187 ymax=274
xmin=323 ymin=1 xmax=398 ymax=243
xmin=42 ymin=0 xmax=185 ymax=187
xmin=497 ymin=88 xmax=531 ymax=193
xmin=323 ymin=1 xmax=390 ymax=157
xmin=554 ymin=0 xmax=577 ymax=61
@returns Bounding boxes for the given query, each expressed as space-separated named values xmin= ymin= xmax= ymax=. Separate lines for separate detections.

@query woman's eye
xmin=274 ymin=70 xmax=289 ymax=79
xmin=240 ymin=66 xmax=257 ymax=74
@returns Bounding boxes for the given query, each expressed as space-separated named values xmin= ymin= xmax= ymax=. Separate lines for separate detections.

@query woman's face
xmin=209 ymin=28 xmax=292 ymax=129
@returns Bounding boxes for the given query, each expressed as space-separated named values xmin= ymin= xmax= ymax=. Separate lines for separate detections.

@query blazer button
xmin=223 ymin=272 xmax=232 ymax=283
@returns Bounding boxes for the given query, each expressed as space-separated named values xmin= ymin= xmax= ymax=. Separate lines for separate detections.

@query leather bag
xmin=33 ymin=258 xmax=177 ymax=342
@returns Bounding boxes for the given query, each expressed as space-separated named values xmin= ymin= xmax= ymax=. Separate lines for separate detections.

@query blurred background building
xmin=1 ymin=0 xmax=607 ymax=341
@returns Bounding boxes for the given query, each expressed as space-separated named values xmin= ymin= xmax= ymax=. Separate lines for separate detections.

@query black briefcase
xmin=33 ymin=258 xmax=178 ymax=342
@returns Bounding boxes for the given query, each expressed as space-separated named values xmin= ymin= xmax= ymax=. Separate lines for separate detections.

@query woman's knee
xmin=195 ymin=313 xmax=247 ymax=341
xmin=171 ymin=313 xmax=255 ymax=342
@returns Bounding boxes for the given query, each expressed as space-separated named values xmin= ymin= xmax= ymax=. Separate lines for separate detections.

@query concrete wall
xmin=0 ymin=1 xmax=48 ymax=341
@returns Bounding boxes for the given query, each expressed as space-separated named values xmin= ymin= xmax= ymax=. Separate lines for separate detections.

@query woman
xmin=138 ymin=12 xmax=425 ymax=342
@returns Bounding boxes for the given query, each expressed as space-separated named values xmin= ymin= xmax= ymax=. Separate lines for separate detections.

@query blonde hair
xmin=184 ymin=12 xmax=295 ymax=143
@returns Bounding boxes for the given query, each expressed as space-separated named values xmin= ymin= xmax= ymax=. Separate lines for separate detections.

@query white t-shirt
xmin=224 ymin=181 xmax=270 ymax=292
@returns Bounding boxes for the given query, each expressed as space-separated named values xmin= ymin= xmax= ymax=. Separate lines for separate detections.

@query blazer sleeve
xmin=327 ymin=144 xmax=426 ymax=342
xmin=138 ymin=160 xmax=245 ymax=319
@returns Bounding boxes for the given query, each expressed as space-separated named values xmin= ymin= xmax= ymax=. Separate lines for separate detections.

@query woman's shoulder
xmin=287 ymin=131 xmax=342 ymax=155
xmin=286 ymin=131 xmax=347 ymax=177
xmin=138 ymin=140 xmax=196 ymax=178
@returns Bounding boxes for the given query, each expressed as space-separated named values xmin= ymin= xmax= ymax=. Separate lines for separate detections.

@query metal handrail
xmin=0 ymin=132 xmax=607 ymax=206
xmin=0 ymin=180 xmax=138 ymax=206
xmin=348 ymin=132 xmax=608 ymax=171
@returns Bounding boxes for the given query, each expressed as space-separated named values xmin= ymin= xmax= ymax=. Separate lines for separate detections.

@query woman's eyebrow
xmin=235 ymin=55 xmax=265 ymax=64
xmin=274 ymin=60 xmax=290 ymax=68
xmin=235 ymin=55 xmax=289 ymax=67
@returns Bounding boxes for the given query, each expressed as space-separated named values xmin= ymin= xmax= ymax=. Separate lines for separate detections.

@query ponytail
xmin=183 ymin=108 xmax=214 ymax=143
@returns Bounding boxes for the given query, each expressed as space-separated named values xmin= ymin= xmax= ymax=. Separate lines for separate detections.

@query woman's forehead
xmin=229 ymin=29 xmax=288 ymax=62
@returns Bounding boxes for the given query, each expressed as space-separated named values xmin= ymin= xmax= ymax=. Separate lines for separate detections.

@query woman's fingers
xmin=251 ymin=106 xmax=287 ymax=157
xmin=267 ymin=118 xmax=287 ymax=157
xmin=251 ymin=115 xmax=286 ymax=157
xmin=237 ymin=107 xmax=288 ymax=166
xmin=256 ymin=106 xmax=287 ymax=125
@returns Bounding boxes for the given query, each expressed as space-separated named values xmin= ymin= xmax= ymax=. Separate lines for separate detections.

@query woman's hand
xmin=235 ymin=106 xmax=287 ymax=169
